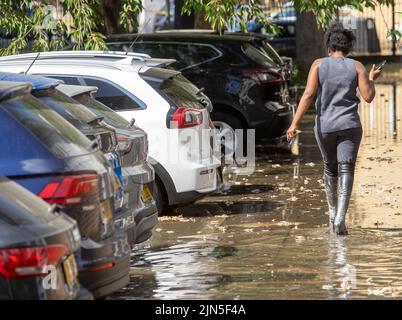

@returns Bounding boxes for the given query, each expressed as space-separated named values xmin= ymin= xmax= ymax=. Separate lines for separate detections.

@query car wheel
xmin=151 ymin=179 xmax=165 ymax=215
xmin=212 ymin=112 xmax=244 ymax=158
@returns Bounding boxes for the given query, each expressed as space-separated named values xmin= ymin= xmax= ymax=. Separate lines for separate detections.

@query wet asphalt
xmin=111 ymin=79 xmax=402 ymax=300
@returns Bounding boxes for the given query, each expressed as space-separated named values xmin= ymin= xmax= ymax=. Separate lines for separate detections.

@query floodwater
xmin=112 ymin=79 xmax=402 ymax=300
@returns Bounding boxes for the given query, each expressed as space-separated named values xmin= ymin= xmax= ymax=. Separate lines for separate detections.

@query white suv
xmin=0 ymin=51 xmax=221 ymax=212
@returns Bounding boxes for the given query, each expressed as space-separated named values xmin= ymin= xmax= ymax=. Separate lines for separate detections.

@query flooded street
xmin=112 ymin=79 xmax=402 ymax=300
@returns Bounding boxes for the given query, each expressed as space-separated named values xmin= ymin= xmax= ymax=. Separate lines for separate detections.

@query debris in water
xmin=368 ymin=286 xmax=402 ymax=297
xmin=229 ymin=221 xmax=304 ymax=228
xmin=322 ymin=285 xmax=334 ymax=290
xmin=374 ymin=221 xmax=384 ymax=227
xmin=158 ymin=215 xmax=196 ymax=222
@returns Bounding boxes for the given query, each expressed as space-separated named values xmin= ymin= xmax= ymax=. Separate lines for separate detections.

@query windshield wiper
xmin=88 ymin=140 xmax=99 ymax=151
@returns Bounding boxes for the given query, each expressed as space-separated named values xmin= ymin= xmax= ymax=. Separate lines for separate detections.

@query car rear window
xmin=109 ymin=41 xmax=221 ymax=70
xmin=2 ymin=95 xmax=92 ymax=158
xmin=74 ymin=93 xmax=130 ymax=129
xmin=38 ymin=89 xmax=97 ymax=130
xmin=83 ymin=77 xmax=146 ymax=111
xmin=242 ymin=43 xmax=277 ymax=68
xmin=160 ymin=74 xmax=204 ymax=109
xmin=258 ymin=40 xmax=283 ymax=65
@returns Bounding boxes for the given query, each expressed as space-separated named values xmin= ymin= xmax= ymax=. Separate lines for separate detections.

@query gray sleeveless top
xmin=315 ymin=57 xmax=361 ymax=133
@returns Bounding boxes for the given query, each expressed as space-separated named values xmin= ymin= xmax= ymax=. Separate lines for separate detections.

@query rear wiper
xmin=196 ymin=87 xmax=205 ymax=95
xmin=129 ymin=118 xmax=136 ymax=127
xmin=88 ymin=140 xmax=99 ymax=151
xmin=50 ymin=203 xmax=62 ymax=214
xmin=87 ymin=115 xmax=104 ymax=126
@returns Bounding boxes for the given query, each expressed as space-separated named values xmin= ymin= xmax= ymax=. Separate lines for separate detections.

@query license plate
xmin=62 ymin=254 xmax=78 ymax=286
xmin=101 ymin=200 xmax=113 ymax=223
xmin=141 ymin=184 xmax=153 ymax=203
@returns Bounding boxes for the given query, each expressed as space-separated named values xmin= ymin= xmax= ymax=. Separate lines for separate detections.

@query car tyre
xmin=151 ymin=178 xmax=166 ymax=215
xmin=212 ymin=111 xmax=245 ymax=158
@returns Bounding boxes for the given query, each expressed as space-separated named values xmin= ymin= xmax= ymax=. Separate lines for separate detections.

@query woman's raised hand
xmin=369 ymin=64 xmax=382 ymax=81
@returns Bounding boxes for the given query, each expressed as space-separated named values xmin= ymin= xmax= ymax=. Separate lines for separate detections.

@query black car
xmin=0 ymin=176 xmax=88 ymax=300
xmin=0 ymin=81 xmax=130 ymax=299
xmin=107 ymin=31 xmax=294 ymax=140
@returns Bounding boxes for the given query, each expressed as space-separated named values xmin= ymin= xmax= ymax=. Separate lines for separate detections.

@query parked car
xmin=0 ymin=176 xmax=89 ymax=300
xmin=0 ymin=72 xmax=137 ymax=245
xmin=0 ymin=80 xmax=130 ymax=299
xmin=106 ymin=31 xmax=294 ymax=140
xmin=0 ymin=52 xmax=221 ymax=213
xmin=58 ymin=84 xmax=158 ymax=243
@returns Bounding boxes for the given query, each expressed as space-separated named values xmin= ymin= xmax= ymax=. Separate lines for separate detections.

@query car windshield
xmin=160 ymin=74 xmax=204 ymax=109
xmin=38 ymin=89 xmax=98 ymax=130
xmin=242 ymin=43 xmax=277 ymax=68
xmin=1 ymin=95 xmax=92 ymax=158
xmin=74 ymin=93 xmax=130 ymax=129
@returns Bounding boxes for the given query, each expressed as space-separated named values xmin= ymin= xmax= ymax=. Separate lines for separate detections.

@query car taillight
xmin=171 ymin=107 xmax=203 ymax=128
xmin=0 ymin=245 xmax=68 ymax=279
xmin=117 ymin=134 xmax=133 ymax=155
xmin=241 ymin=69 xmax=282 ymax=84
xmin=38 ymin=174 xmax=99 ymax=206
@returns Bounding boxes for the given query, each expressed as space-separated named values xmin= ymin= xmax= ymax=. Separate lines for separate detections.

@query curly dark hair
xmin=325 ymin=21 xmax=356 ymax=54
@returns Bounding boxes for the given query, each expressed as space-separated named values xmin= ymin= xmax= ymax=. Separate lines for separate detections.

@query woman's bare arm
xmin=355 ymin=61 xmax=381 ymax=103
xmin=286 ymin=59 xmax=321 ymax=141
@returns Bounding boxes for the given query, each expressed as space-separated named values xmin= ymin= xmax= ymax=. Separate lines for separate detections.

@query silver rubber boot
xmin=324 ymin=174 xmax=338 ymax=229
xmin=334 ymin=163 xmax=355 ymax=236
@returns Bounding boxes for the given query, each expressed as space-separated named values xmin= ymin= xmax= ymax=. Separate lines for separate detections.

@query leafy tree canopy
xmin=0 ymin=0 xmax=397 ymax=55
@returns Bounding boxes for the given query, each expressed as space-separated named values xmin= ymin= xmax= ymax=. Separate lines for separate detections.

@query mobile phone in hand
xmin=376 ymin=60 xmax=387 ymax=71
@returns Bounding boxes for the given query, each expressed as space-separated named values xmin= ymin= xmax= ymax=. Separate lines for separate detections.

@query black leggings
xmin=314 ymin=127 xmax=363 ymax=177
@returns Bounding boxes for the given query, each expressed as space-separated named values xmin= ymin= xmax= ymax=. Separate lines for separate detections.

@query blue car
xmin=0 ymin=80 xmax=130 ymax=299
xmin=0 ymin=72 xmax=136 ymax=245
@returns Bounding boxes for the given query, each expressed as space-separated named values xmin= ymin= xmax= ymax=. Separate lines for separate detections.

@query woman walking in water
xmin=286 ymin=22 xmax=382 ymax=235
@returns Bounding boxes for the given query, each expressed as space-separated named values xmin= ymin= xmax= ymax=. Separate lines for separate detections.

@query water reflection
xmin=324 ymin=234 xmax=354 ymax=299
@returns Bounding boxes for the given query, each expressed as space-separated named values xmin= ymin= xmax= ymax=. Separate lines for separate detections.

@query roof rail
xmin=155 ymin=29 xmax=215 ymax=33
xmin=0 ymin=51 xmax=152 ymax=62
xmin=0 ymin=51 xmax=176 ymax=68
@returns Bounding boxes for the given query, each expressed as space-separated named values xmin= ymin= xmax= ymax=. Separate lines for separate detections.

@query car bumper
xmin=77 ymin=229 xmax=130 ymax=299
xmin=133 ymin=200 xmax=158 ymax=243
xmin=114 ymin=206 xmax=136 ymax=246
xmin=253 ymin=102 xmax=294 ymax=139
xmin=170 ymin=158 xmax=220 ymax=194
xmin=122 ymin=162 xmax=157 ymax=244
